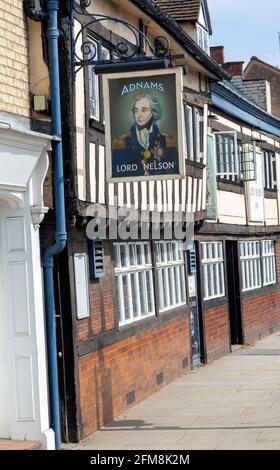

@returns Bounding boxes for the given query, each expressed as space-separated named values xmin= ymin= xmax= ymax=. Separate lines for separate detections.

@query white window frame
xmin=239 ymin=241 xmax=262 ymax=292
xmin=88 ymin=38 xmax=100 ymax=121
xmin=114 ymin=242 xmax=155 ymax=326
xmin=73 ymin=253 xmax=90 ymax=319
xmin=185 ymin=105 xmax=203 ymax=162
xmin=262 ymin=240 xmax=276 ymax=286
xmin=263 ymin=151 xmax=277 ymax=190
xmin=201 ymin=241 xmax=225 ymax=301
xmin=88 ymin=39 xmax=110 ymax=122
xmin=196 ymin=23 xmax=209 ymax=54
xmin=214 ymin=131 xmax=239 ymax=178
xmin=184 ymin=105 xmax=194 ymax=160
xmin=194 ymin=108 xmax=204 ymax=163
xmin=155 ymin=241 xmax=186 ymax=312
xmin=240 ymin=142 xmax=257 ymax=182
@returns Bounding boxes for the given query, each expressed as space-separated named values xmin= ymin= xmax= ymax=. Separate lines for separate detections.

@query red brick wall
xmin=242 ymin=290 xmax=280 ymax=343
xmin=204 ymin=303 xmax=230 ymax=363
xmin=78 ymin=315 xmax=191 ymax=439
xmin=72 ymin=239 xmax=191 ymax=439
xmin=73 ymin=240 xmax=115 ymax=342
xmin=210 ymin=46 xmax=224 ymax=65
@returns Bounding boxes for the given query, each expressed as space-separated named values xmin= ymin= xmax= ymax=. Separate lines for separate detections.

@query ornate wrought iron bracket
xmin=70 ymin=0 xmax=185 ymax=78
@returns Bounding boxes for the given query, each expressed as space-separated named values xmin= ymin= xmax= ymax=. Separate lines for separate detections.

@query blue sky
xmin=208 ymin=0 xmax=280 ymax=67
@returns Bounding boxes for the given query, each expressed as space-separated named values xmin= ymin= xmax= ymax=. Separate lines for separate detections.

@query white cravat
xmin=136 ymin=124 xmax=153 ymax=150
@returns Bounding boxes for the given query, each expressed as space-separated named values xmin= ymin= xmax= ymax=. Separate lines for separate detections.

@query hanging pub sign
xmin=103 ymin=69 xmax=185 ymax=182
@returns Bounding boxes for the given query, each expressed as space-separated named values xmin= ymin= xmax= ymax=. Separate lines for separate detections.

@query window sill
xmin=89 ymin=118 xmax=105 ymax=132
xmin=203 ymin=296 xmax=227 ymax=309
xmin=77 ymin=304 xmax=189 ymax=357
xmin=241 ymin=283 xmax=279 ymax=299
xmin=119 ymin=312 xmax=155 ymax=329
xmin=185 ymin=159 xmax=205 ymax=169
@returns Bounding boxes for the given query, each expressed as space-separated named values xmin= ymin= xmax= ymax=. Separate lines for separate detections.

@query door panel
xmin=0 ymin=213 xmax=12 ymax=437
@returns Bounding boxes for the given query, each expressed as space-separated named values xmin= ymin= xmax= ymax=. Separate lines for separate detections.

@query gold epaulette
xmin=112 ymin=136 xmax=126 ymax=150
xmin=165 ymin=134 xmax=176 ymax=148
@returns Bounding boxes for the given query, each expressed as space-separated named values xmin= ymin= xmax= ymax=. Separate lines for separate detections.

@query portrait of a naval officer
xmin=112 ymin=93 xmax=179 ymax=177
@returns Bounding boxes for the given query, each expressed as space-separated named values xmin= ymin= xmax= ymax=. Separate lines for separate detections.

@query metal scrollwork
xmin=79 ymin=0 xmax=92 ymax=12
xmin=71 ymin=0 xmax=171 ymax=76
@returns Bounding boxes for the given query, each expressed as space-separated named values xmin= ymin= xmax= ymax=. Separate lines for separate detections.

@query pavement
xmin=64 ymin=332 xmax=280 ymax=450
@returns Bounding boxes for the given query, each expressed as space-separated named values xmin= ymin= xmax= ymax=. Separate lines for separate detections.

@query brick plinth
xmin=78 ymin=315 xmax=191 ymax=439
xmin=242 ymin=289 xmax=280 ymax=343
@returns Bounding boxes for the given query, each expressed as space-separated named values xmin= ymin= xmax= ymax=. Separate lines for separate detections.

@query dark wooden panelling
xmin=264 ymin=189 xmax=278 ymax=199
xmin=185 ymin=160 xmax=205 ymax=178
xmin=184 ymin=87 xmax=212 ymax=106
xmin=197 ymin=223 xmax=280 ymax=236
xmin=217 ymin=180 xmax=244 ymax=194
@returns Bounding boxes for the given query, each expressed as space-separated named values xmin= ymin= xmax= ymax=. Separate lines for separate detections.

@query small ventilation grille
xmin=156 ymin=372 xmax=164 ymax=386
xmin=187 ymin=249 xmax=196 ymax=274
xmin=126 ymin=390 xmax=135 ymax=405
xmin=88 ymin=240 xmax=105 ymax=279
xmin=182 ymin=357 xmax=188 ymax=369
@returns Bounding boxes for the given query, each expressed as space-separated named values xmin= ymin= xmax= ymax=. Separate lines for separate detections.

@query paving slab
xmin=63 ymin=331 xmax=280 ymax=451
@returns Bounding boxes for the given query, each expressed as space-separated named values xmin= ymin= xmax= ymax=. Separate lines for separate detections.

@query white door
xmin=0 ymin=201 xmax=39 ymax=440
xmin=0 ymin=206 xmax=12 ymax=437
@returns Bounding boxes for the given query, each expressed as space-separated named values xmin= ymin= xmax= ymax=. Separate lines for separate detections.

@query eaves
xmin=211 ymin=81 xmax=280 ymax=139
xmin=130 ymin=0 xmax=229 ymax=81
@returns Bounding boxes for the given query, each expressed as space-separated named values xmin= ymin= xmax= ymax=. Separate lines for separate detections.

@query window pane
xmin=113 ymin=244 xmax=119 ymax=268
xmin=115 ymin=276 xmax=122 ymax=322
xmin=185 ymin=106 xmax=194 ymax=160
xmin=139 ymin=271 xmax=146 ymax=315
xmin=120 ymin=244 xmax=127 ymax=267
xmin=136 ymin=244 xmax=143 ymax=265
xmin=88 ymin=40 xmax=100 ymax=120
xmin=131 ymin=273 xmax=138 ymax=317
xmin=180 ymin=265 xmax=186 ymax=302
xmin=122 ymin=275 xmax=130 ymax=320
xmin=146 ymin=270 xmax=154 ymax=313
xmin=129 ymin=244 xmax=136 ymax=266
xmin=144 ymin=243 xmax=151 ymax=264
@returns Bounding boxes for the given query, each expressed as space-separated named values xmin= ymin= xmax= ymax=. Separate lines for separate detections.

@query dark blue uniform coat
xmin=112 ymin=123 xmax=179 ymax=177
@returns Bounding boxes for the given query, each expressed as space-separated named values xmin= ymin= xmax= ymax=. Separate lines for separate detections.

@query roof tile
xmin=155 ymin=0 xmax=201 ymax=22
